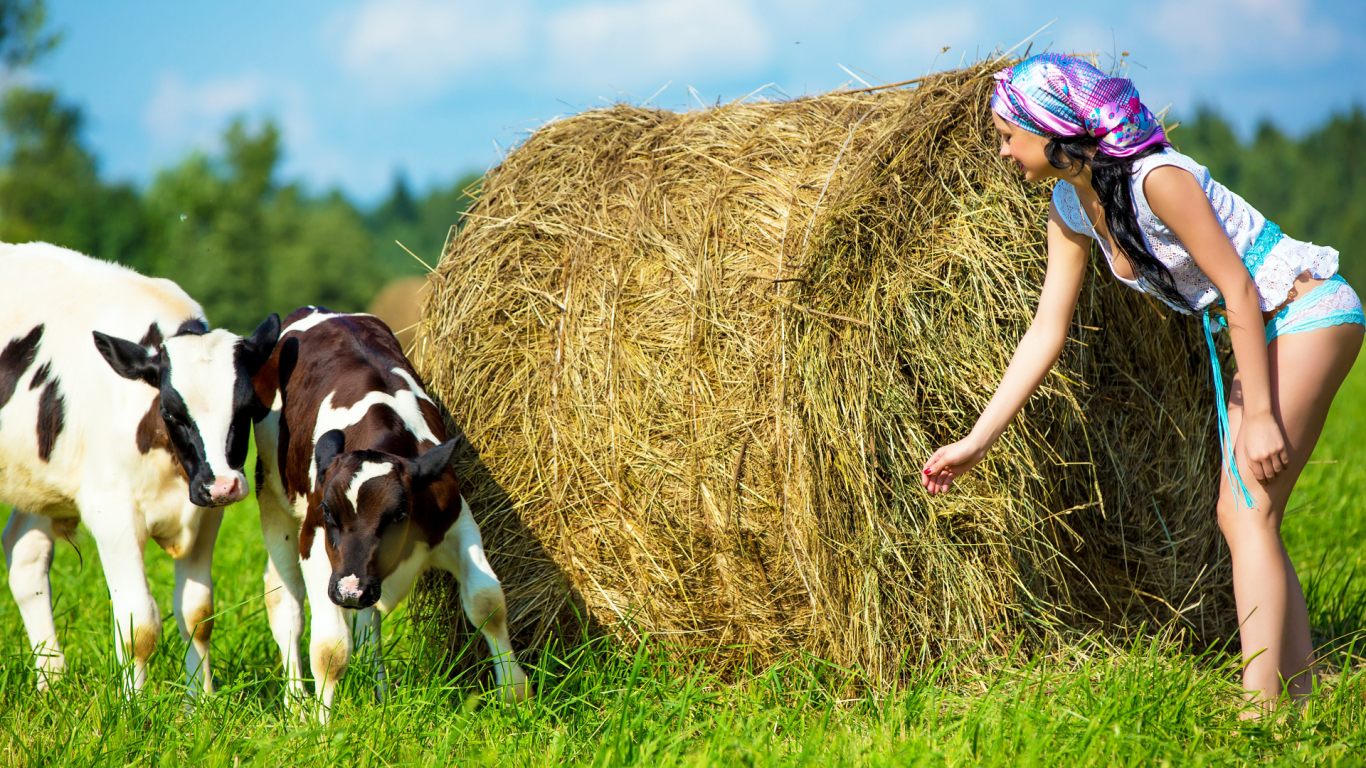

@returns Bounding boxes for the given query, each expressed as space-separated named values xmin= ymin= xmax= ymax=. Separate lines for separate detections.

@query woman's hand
xmin=1239 ymin=411 xmax=1289 ymax=483
xmin=921 ymin=436 xmax=990 ymax=494
xmin=914 ymin=205 xmax=1086 ymax=498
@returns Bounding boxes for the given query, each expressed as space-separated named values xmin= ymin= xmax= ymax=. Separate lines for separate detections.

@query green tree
xmin=144 ymin=120 xmax=275 ymax=331
xmin=145 ymin=119 xmax=380 ymax=333
xmin=1174 ymin=106 xmax=1243 ymax=190
xmin=1294 ymin=109 xmax=1366 ymax=270
xmin=0 ymin=0 xmax=451 ymax=329
xmin=366 ymin=170 xmax=480 ymax=278
xmin=0 ymin=87 xmax=147 ymax=265
xmin=1175 ymin=107 xmax=1366 ymax=288
xmin=371 ymin=171 xmax=419 ymax=230
xmin=415 ymin=172 xmax=481 ymax=255
xmin=0 ymin=0 xmax=58 ymax=70
xmin=0 ymin=0 xmax=145 ymax=263
xmin=265 ymin=187 xmax=379 ymax=316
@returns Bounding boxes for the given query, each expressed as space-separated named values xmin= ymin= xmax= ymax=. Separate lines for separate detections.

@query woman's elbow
xmin=1225 ymin=278 xmax=1262 ymax=311
xmin=1023 ymin=323 xmax=1069 ymax=361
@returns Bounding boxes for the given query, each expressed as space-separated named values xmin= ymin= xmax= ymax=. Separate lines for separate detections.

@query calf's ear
xmin=315 ymin=429 xmax=347 ymax=482
xmin=241 ymin=313 xmax=281 ymax=376
xmin=93 ymin=331 xmax=160 ymax=388
xmin=410 ymin=439 xmax=458 ymax=490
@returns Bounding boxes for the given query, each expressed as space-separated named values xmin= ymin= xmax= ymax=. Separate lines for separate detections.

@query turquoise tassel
xmin=1197 ymin=220 xmax=1282 ymax=511
xmin=1202 ymin=307 xmax=1256 ymax=509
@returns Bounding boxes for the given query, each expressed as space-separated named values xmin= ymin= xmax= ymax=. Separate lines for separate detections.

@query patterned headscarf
xmin=991 ymin=53 xmax=1168 ymax=158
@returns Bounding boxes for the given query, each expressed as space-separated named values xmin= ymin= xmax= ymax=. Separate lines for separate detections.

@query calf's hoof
xmin=281 ymin=690 xmax=313 ymax=722
xmin=499 ymin=664 xmax=530 ymax=703
xmin=35 ymin=656 xmax=66 ymax=692
xmin=35 ymin=670 xmax=63 ymax=693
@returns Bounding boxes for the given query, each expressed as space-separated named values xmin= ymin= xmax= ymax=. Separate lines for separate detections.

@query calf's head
xmin=313 ymin=430 xmax=459 ymax=609
xmin=93 ymin=314 xmax=280 ymax=507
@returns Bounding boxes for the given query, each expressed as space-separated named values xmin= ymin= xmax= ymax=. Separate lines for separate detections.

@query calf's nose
xmin=336 ymin=574 xmax=365 ymax=607
xmin=208 ymin=475 xmax=245 ymax=504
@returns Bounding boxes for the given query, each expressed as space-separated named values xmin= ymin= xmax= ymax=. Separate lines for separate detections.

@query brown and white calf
xmin=0 ymin=242 xmax=278 ymax=693
xmin=251 ymin=307 xmax=527 ymax=718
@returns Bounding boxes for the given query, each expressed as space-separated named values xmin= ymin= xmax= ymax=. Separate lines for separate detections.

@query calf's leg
xmin=301 ymin=534 xmax=351 ymax=722
xmin=429 ymin=498 xmax=528 ymax=702
xmin=256 ymin=413 xmax=311 ymax=706
xmin=82 ymin=496 xmax=160 ymax=693
xmin=260 ymin=495 xmax=308 ymax=704
xmin=349 ymin=606 xmax=386 ymax=701
xmin=173 ymin=506 xmax=222 ymax=697
xmin=3 ymin=511 xmax=65 ymax=690
xmin=351 ymin=543 xmax=434 ymax=701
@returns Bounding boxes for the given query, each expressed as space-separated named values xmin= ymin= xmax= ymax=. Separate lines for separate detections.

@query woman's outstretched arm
xmin=1143 ymin=165 xmax=1287 ymax=483
xmin=921 ymin=201 xmax=1090 ymax=494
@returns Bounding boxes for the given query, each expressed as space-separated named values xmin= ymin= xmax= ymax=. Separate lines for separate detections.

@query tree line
xmin=0 ymin=84 xmax=478 ymax=333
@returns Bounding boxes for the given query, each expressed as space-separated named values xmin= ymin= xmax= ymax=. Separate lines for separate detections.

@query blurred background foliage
xmin=1172 ymin=106 xmax=1366 ymax=290
xmin=0 ymin=78 xmax=480 ymax=332
xmin=0 ymin=0 xmax=1361 ymax=332
xmin=0 ymin=79 xmax=480 ymax=333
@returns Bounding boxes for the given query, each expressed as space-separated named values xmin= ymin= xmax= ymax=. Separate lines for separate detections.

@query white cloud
xmin=1150 ymin=0 xmax=1340 ymax=70
xmin=144 ymin=73 xmax=270 ymax=148
xmin=874 ymin=7 xmax=980 ymax=64
xmin=332 ymin=0 xmax=529 ymax=94
xmin=546 ymin=0 xmax=772 ymax=88
xmin=142 ymin=72 xmax=358 ymax=185
xmin=144 ymin=73 xmax=320 ymax=149
xmin=331 ymin=0 xmax=776 ymax=98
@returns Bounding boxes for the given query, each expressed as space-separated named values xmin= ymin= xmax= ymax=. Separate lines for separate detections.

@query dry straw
xmin=414 ymin=61 xmax=1231 ymax=682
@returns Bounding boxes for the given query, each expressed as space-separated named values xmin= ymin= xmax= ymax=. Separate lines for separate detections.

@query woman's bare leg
xmin=1221 ymin=321 xmax=1361 ymax=712
xmin=1279 ymin=545 xmax=1314 ymax=696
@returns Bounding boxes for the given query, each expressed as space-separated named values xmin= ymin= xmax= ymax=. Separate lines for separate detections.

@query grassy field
xmin=2 ymin=367 xmax=1365 ymax=767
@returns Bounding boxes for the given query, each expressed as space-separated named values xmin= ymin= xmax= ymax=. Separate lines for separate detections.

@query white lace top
xmin=1052 ymin=148 xmax=1339 ymax=313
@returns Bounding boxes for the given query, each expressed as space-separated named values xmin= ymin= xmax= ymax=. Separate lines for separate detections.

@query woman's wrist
xmin=963 ymin=428 xmax=995 ymax=456
xmin=1222 ymin=299 xmax=1275 ymax=421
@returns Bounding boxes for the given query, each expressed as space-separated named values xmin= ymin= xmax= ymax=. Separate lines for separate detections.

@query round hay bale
xmin=367 ymin=276 xmax=430 ymax=363
xmin=417 ymin=62 xmax=1231 ymax=680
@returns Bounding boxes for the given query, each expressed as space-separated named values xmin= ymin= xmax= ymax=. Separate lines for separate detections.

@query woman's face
xmin=992 ymin=111 xmax=1058 ymax=182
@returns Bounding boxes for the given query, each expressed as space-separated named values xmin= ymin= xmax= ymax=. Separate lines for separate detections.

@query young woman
xmin=920 ymin=53 xmax=1363 ymax=712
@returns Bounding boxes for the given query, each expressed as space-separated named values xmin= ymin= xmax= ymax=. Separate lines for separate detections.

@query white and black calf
xmin=252 ymin=307 xmax=527 ymax=719
xmin=0 ymin=242 xmax=278 ymax=694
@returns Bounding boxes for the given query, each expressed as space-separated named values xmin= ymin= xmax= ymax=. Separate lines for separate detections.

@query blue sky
xmin=27 ymin=0 xmax=1366 ymax=204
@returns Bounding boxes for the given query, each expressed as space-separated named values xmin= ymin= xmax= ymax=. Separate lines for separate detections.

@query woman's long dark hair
xmin=1044 ymin=136 xmax=1193 ymax=313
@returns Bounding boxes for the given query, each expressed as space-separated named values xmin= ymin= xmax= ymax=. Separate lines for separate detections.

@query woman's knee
xmin=1216 ymin=499 xmax=1280 ymax=548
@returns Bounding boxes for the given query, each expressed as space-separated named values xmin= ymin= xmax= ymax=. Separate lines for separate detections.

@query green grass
xmin=2 ymin=366 xmax=1366 ymax=766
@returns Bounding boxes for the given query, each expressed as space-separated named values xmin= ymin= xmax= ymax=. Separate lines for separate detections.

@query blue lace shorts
xmin=1203 ymin=271 xmax=1364 ymax=508
xmin=1264 ymin=274 xmax=1365 ymax=342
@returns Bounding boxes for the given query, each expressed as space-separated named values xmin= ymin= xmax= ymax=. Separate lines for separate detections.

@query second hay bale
xmin=368 ymin=276 xmax=430 ymax=363
xmin=417 ymin=62 xmax=1230 ymax=680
